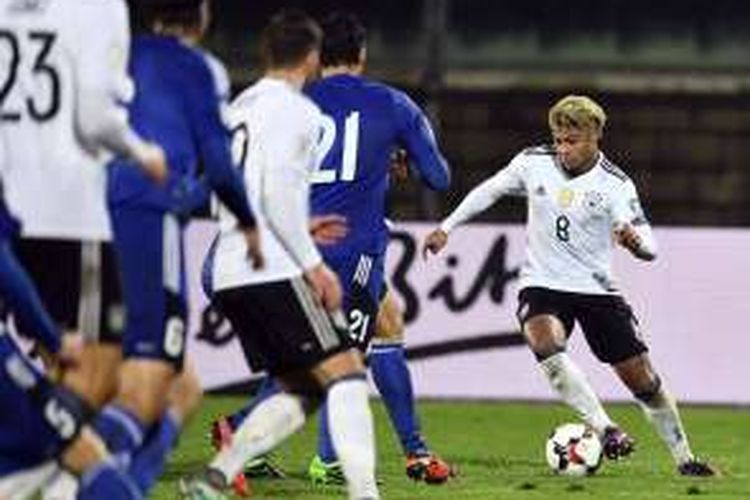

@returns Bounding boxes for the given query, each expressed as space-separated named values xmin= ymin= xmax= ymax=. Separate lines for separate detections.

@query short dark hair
xmin=320 ymin=12 xmax=366 ymax=67
xmin=260 ymin=10 xmax=322 ymax=69
xmin=138 ymin=0 xmax=205 ymax=31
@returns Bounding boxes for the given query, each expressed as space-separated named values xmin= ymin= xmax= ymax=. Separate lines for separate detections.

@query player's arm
xmin=184 ymin=64 xmax=256 ymax=231
xmin=611 ymin=180 xmax=658 ymax=261
xmin=0 ymin=241 xmax=61 ymax=354
xmin=261 ymin=106 xmax=323 ymax=271
xmin=423 ymin=155 xmax=526 ymax=258
xmin=393 ymin=91 xmax=451 ymax=190
xmin=261 ymin=105 xmax=341 ymax=310
xmin=72 ymin=0 xmax=166 ymax=182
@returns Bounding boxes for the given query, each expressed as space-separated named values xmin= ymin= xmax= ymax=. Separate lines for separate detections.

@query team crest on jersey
xmin=534 ymin=185 xmax=547 ymax=197
xmin=557 ymin=188 xmax=575 ymax=208
xmin=583 ymin=190 xmax=604 ymax=212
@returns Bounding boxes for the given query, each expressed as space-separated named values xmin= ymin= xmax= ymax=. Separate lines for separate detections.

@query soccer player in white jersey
xmin=0 ymin=0 xmax=166 ymax=412
xmin=181 ymin=10 xmax=379 ymax=500
xmin=423 ymin=95 xmax=715 ymax=476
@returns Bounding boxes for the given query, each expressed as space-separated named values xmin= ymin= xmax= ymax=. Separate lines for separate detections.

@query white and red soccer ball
xmin=545 ymin=423 xmax=603 ymax=476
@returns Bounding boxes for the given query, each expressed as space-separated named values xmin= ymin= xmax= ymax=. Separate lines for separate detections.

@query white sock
xmin=539 ymin=352 xmax=615 ymax=434
xmin=210 ymin=392 xmax=306 ymax=482
xmin=327 ymin=377 xmax=379 ymax=500
xmin=639 ymin=387 xmax=693 ymax=465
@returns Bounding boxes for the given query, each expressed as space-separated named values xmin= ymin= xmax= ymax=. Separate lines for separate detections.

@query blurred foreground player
xmin=0 ymin=196 xmax=143 ymax=499
xmin=94 ymin=0 xmax=259 ymax=495
xmin=0 ymin=0 xmax=166 ymax=413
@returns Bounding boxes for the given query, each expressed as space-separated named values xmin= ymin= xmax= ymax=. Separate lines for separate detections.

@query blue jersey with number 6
xmin=306 ymin=74 xmax=450 ymax=259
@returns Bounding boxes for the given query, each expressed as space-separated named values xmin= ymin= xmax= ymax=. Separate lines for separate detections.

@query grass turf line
xmin=152 ymin=396 xmax=750 ymax=499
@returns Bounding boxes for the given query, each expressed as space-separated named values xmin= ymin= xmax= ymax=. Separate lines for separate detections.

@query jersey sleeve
xmin=610 ymin=179 xmax=658 ymax=259
xmin=440 ymin=152 xmax=527 ymax=233
xmin=182 ymin=58 xmax=255 ymax=228
xmin=392 ymin=90 xmax=451 ymax=190
xmin=259 ymin=101 xmax=322 ymax=271
xmin=72 ymin=0 xmax=151 ymax=162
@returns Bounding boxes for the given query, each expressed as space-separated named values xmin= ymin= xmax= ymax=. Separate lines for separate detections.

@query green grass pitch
xmin=153 ymin=396 xmax=750 ymax=499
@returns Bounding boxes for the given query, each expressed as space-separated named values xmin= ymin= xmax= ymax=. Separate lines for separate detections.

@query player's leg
xmin=207 ymin=337 xmax=285 ymax=494
xmin=0 ymin=335 xmax=142 ymax=499
xmin=308 ymin=254 xmax=380 ymax=485
xmin=519 ymin=288 xmax=622 ymax=445
xmin=13 ymin=240 xmax=127 ymax=499
xmin=370 ymin=287 xmax=427 ymax=454
xmin=190 ymin=278 xmax=379 ymax=499
xmin=94 ymin=209 xmax=187 ymax=493
xmin=128 ymin=358 xmax=204 ymax=493
xmin=582 ymin=297 xmax=715 ymax=476
xmin=208 ymin=352 xmax=377 ymax=500
xmin=369 ymin=288 xmax=452 ymax=483
xmin=188 ymin=281 xmax=321 ymax=498
xmin=13 ymin=239 xmax=124 ymax=409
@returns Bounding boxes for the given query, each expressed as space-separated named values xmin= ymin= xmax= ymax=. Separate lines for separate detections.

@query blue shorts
xmin=324 ymin=251 xmax=384 ymax=349
xmin=111 ymin=206 xmax=187 ymax=368
xmin=0 ymin=336 xmax=70 ymax=474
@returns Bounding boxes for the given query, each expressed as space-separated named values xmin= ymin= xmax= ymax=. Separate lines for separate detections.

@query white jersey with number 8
xmin=440 ymin=145 xmax=656 ymax=295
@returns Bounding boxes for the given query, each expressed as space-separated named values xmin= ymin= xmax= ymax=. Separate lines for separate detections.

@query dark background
xmin=134 ymin=0 xmax=750 ymax=226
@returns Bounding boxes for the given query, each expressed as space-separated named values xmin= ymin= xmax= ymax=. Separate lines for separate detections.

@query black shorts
xmin=13 ymin=238 xmax=124 ymax=343
xmin=213 ymin=277 xmax=352 ymax=376
xmin=517 ymin=287 xmax=648 ymax=364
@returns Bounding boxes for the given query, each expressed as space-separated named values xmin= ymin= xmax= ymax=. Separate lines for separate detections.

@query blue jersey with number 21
xmin=306 ymin=74 xmax=450 ymax=259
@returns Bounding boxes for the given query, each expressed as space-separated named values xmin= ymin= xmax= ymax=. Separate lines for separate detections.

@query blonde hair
xmin=548 ymin=95 xmax=606 ymax=136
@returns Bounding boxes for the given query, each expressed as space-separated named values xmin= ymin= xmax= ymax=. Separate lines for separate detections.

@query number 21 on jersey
xmin=312 ymin=111 xmax=360 ymax=184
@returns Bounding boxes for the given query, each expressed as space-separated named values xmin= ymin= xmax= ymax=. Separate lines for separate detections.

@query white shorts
xmin=0 ymin=461 xmax=57 ymax=500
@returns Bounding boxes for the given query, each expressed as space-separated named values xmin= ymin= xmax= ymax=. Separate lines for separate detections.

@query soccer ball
xmin=545 ymin=423 xmax=603 ymax=476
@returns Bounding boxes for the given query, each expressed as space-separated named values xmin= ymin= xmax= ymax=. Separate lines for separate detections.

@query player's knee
xmin=62 ymin=345 xmax=121 ymax=409
xmin=116 ymin=360 xmax=175 ymax=423
xmin=168 ymin=361 xmax=203 ymax=424
xmin=375 ymin=292 xmax=404 ymax=342
xmin=311 ymin=349 xmax=366 ymax=387
xmin=527 ymin=331 xmax=565 ymax=361
xmin=274 ymin=376 xmax=323 ymax=414
xmin=375 ymin=313 xmax=403 ymax=342
xmin=633 ymin=374 xmax=662 ymax=404
xmin=523 ymin=318 xmax=566 ymax=361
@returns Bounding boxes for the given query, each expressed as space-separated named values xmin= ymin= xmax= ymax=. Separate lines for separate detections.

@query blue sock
xmin=227 ymin=376 xmax=281 ymax=431
xmin=316 ymin=397 xmax=338 ymax=463
xmin=370 ymin=343 xmax=428 ymax=455
xmin=77 ymin=462 xmax=142 ymax=500
xmin=128 ymin=409 xmax=180 ymax=494
xmin=92 ymin=405 xmax=146 ymax=466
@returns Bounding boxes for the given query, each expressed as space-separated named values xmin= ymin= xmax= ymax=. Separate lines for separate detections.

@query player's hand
xmin=304 ymin=263 xmax=342 ymax=312
xmin=58 ymin=333 xmax=85 ymax=371
xmin=422 ymin=228 xmax=448 ymax=259
xmin=35 ymin=333 xmax=84 ymax=382
xmin=138 ymin=142 xmax=169 ymax=185
xmin=242 ymin=227 xmax=264 ymax=270
xmin=310 ymin=214 xmax=348 ymax=245
xmin=613 ymin=223 xmax=642 ymax=253
xmin=389 ymin=148 xmax=409 ymax=182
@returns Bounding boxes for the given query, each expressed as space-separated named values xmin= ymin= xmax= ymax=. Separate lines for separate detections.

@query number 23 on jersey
xmin=0 ymin=29 xmax=60 ymax=123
